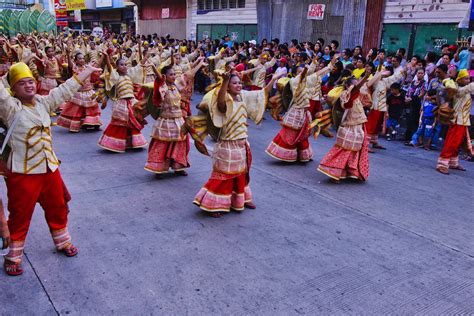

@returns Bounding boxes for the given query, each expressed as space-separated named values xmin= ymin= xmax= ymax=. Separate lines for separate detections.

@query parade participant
xmin=144 ymin=65 xmax=190 ymax=175
xmin=317 ymin=72 xmax=386 ymax=183
xmin=266 ymin=56 xmax=336 ymax=163
xmin=193 ymin=71 xmax=281 ymax=217
xmin=366 ymin=66 xmax=404 ymax=150
xmin=175 ymin=56 xmax=209 ymax=117
xmin=98 ymin=54 xmax=148 ymax=153
xmin=0 ymin=62 xmax=100 ymax=276
xmin=308 ymin=55 xmax=338 ymax=137
xmin=250 ymin=52 xmax=276 ymax=90
xmin=36 ymin=46 xmax=63 ymax=96
xmin=436 ymin=69 xmax=474 ymax=174
xmin=56 ymin=52 xmax=103 ymax=132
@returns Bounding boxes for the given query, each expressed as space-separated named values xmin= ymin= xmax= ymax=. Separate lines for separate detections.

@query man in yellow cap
xmin=436 ymin=69 xmax=474 ymax=174
xmin=250 ymin=52 xmax=276 ymax=90
xmin=0 ymin=62 xmax=100 ymax=276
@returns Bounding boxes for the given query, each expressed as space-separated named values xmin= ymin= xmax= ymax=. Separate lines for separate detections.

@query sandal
xmin=451 ymin=165 xmax=466 ymax=171
xmin=244 ymin=202 xmax=257 ymax=209
xmin=4 ymin=260 xmax=23 ymax=276
xmin=436 ymin=166 xmax=449 ymax=175
xmin=372 ymin=144 xmax=386 ymax=150
xmin=61 ymin=244 xmax=79 ymax=257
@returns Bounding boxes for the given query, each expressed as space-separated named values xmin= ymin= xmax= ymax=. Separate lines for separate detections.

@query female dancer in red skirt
xmin=266 ymin=55 xmax=336 ymax=162
xmin=57 ymin=52 xmax=102 ymax=132
xmin=193 ymin=71 xmax=281 ymax=217
xmin=144 ymin=65 xmax=190 ymax=175
xmin=318 ymin=71 xmax=388 ymax=182
xmin=97 ymin=53 xmax=148 ymax=153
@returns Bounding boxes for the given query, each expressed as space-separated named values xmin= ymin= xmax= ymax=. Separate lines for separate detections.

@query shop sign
xmin=162 ymin=8 xmax=170 ymax=19
xmin=66 ymin=0 xmax=86 ymax=11
xmin=307 ymin=4 xmax=325 ymax=20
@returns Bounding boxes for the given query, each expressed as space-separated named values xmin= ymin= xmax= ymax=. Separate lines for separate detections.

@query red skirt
xmin=317 ymin=125 xmax=370 ymax=181
xmin=57 ymin=102 xmax=102 ymax=132
xmin=98 ymin=121 xmax=148 ymax=153
xmin=266 ymin=112 xmax=312 ymax=162
xmin=144 ymin=137 xmax=190 ymax=173
xmin=194 ymin=144 xmax=253 ymax=213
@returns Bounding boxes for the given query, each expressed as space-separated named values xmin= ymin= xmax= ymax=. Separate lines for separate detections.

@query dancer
xmin=144 ymin=65 xmax=190 ymax=175
xmin=97 ymin=53 xmax=148 ymax=153
xmin=56 ymin=52 xmax=103 ymax=132
xmin=318 ymin=71 xmax=388 ymax=182
xmin=436 ymin=69 xmax=474 ymax=174
xmin=193 ymin=71 xmax=281 ymax=217
xmin=266 ymin=55 xmax=336 ymax=162
xmin=0 ymin=62 xmax=99 ymax=276
xmin=366 ymin=66 xmax=404 ymax=150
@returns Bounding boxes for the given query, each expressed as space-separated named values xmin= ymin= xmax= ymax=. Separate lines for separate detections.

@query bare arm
xmin=104 ymin=52 xmax=112 ymax=73
xmin=217 ymin=73 xmax=230 ymax=113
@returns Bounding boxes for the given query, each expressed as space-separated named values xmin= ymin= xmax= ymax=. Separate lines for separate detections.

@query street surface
xmin=1 ymin=93 xmax=473 ymax=315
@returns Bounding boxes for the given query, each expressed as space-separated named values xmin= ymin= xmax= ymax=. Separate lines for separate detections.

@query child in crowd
xmin=409 ymin=89 xmax=438 ymax=149
xmin=386 ymin=83 xmax=406 ymax=140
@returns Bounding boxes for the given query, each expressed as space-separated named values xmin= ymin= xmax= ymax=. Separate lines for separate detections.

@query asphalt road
xmin=1 ymin=93 xmax=473 ymax=315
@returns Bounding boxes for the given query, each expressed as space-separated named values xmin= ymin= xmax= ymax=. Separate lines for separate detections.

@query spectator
xmin=386 ymin=82 xmax=406 ymax=140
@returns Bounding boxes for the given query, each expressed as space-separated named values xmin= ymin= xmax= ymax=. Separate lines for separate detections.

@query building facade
xmin=187 ymin=0 xmax=258 ymax=42
xmin=133 ymin=0 xmax=186 ymax=37
xmin=380 ymin=0 xmax=471 ymax=56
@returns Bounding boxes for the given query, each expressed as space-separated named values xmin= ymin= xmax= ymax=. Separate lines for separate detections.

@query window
xmin=197 ymin=0 xmax=245 ymax=11
xmin=198 ymin=0 xmax=204 ymax=10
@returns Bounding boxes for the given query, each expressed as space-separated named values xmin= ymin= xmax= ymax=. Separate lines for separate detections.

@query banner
xmin=66 ymin=0 xmax=86 ymax=11
xmin=307 ymin=4 xmax=325 ymax=20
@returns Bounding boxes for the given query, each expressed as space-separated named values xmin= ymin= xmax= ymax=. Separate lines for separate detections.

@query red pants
xmin=437 ymin=125 xmax=467 ymax=169
xmin=309 ymin=99 xmax=323 ymax=119
xmin=5 ymin=169 xmax=69 ymax=242
xmin=366 ymin=110 xmax=385 ymax=143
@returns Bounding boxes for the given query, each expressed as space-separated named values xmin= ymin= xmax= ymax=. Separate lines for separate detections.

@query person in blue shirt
xmin=222 ymin=35 xmax=233 ymax=49
xmin=409 ymin=89 xmax=438 ymax=149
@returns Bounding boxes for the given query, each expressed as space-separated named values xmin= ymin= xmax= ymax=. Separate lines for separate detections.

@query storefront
xmin=380 ymin=0 xmax=471 ymax=57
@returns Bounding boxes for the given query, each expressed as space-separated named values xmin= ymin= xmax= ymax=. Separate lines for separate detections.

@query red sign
xmin=55 ymin=0 xmax=68 ymax=26
xmin=307 ymin=4 xmax=325 ymax=20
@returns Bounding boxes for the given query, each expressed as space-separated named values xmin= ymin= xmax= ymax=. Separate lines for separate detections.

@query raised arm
xmin=264 ymin=72 xmax=284 ymax=96
xmin=42 ymin=65 xmax=101 ymax=112
xmin=217 ymin=72 xmax=230 ymax=113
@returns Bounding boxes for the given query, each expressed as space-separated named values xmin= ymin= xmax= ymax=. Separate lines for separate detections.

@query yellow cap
xmin=456 ymin=69 xmax=469 ymax=82
xmin=143 ymin=41 xmax=149 ymax=46
xmin=112 ymin=39 xmax=118 ymax=45
xmin=179 ymin=46 xmax=187 ymax=54
xmin=443 ymin=78 xmax=457 ymax=89
xmin=276 ymin=77 xmax=290 ymax=91
xmin=8 ymin=62 xmax=35 ymax=88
